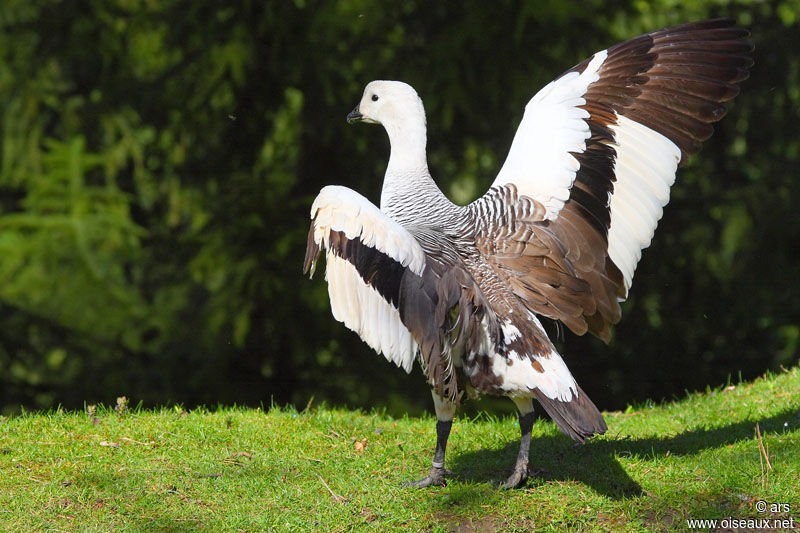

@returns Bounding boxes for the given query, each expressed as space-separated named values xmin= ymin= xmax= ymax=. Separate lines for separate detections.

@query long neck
xmin=384 ymin=115 xmax=429 ymax=177
xmin=380 ymin=117 xmax=457 ymax=223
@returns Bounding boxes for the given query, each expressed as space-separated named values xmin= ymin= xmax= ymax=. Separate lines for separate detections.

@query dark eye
xmin=371 ymin=94 xmax=379 ymax=102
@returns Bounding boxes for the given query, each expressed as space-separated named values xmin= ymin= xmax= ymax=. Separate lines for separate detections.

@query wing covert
xmin=492 ymin=51 xmax=608 ymax=219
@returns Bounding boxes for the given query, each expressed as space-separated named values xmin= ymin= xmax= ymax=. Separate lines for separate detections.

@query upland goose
xmin=304 ymin=18 xmax=752 ymax=488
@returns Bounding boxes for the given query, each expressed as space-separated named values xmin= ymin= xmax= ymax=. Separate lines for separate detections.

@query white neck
xmin=384 ymin=115 xmax=429 ymax=175
xmin=379 ymin=116 xmax=459 ymax=224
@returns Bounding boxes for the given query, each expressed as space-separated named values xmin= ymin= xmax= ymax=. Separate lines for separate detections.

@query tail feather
xmin=533 ymin=385 xmax=607 ymax=443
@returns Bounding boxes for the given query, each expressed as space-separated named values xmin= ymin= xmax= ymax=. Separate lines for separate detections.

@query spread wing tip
xmin=304 ymin=219 xmax=321 ymax=277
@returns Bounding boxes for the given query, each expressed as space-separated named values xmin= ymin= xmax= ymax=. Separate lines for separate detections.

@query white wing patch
xmin=325 ymin=253 xmax=418 ymax=372
xmin=309 ymin=185 xmax=428 ymax=373
xmin=310 ymin=185 xmax=426 ymax=276
xmin=492 ymin=50 xmax=608 ymax=219
xmin=608 ymin=115 xmax=681 ymax=294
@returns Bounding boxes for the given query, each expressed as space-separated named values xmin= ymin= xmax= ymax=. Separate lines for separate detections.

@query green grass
xmin=1 ymin=368 xmax=799 ymax=532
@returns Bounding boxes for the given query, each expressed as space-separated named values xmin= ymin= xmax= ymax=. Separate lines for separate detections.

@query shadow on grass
xmin=446 ymin=407 xmax=800 ymax=499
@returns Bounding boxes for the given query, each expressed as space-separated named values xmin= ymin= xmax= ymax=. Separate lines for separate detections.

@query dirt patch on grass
xmin=434 ymin=512 xmax=534 ymax=532
xmin=641 ymin=507 xmax=682 ymax=532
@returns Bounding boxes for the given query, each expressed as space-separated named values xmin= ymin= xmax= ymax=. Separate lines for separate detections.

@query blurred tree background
xmin=0 ymin=0 xmax=798 ymax=416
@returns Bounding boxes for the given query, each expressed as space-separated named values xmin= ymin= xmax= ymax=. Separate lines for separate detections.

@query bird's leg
xmin=404 ymin=419 xmax=451 ymax=488
xmin=501 ymin=397 xmax=535 ymax=489
xmin=403 ymin=391 xmax=455 ymax=488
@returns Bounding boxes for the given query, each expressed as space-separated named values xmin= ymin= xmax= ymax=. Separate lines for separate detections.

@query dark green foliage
xmin=0 ymin=1 xmax=797 ymax=415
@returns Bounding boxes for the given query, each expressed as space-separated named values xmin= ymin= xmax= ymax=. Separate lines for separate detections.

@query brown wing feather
xmin=474 ymin=186 xmax=616 ymax=340
xmin=477 ymin=19 xmax=752 ymax=342
xmin=608 ymin=19 xmax=753 ymax=161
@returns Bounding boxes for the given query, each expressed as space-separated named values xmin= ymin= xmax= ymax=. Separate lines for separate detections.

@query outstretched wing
xmin=306 ymin=186 xmax=501 ymax=402
xmin=304 ymin=185 xmax=426 ymax=372
xmin=480 ymin=18 xmax=752 ymax=340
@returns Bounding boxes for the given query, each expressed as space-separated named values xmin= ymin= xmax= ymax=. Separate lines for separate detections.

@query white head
xmin=348 ymin=81 xmax=426 ymax=131
xmin=347 ymin=80 xmax=428 ymax=171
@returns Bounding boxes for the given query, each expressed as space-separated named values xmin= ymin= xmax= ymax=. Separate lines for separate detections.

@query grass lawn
xmin=1 ymin=366 xmax=799 ymax=532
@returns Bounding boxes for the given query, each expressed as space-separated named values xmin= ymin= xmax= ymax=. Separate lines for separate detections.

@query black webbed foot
xmin=499 ymin=464 xmax=529 ymax=489
xmin=402 ymin=466 xmax=447 ymax=488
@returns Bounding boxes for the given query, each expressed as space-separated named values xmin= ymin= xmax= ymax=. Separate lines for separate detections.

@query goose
xmin=304 ymin=18 xmax=752 ymax=488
